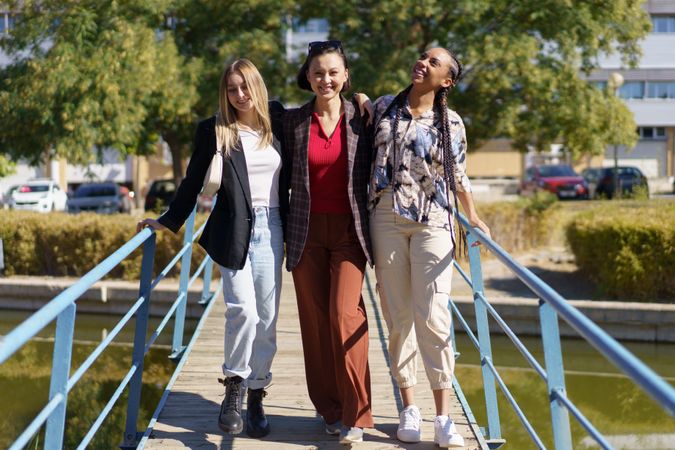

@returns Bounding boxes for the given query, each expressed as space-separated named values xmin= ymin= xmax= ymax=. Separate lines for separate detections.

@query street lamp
xmin=607 ymin=72 xmax=624 ymax=199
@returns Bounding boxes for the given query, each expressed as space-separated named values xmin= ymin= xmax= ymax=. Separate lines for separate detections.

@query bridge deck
xmin=144 ymin=270 xmax=484 ymax=449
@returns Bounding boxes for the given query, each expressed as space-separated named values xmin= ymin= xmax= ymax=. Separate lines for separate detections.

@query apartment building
xmin=586 ymin=0 xmax=675 ymax=179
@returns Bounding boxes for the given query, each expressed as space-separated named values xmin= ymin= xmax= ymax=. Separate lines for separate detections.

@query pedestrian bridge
xmin=0 ymin=208 xmax=673 ymax=449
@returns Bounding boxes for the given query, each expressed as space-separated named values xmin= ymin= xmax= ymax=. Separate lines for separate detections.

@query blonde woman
xmin=137 ymin=59 xmax=288 ymax=438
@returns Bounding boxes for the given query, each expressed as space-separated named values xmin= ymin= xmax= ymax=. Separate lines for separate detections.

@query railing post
xmin=170 ymin=207 xmax=196 ymax=360
xmin=466 ymin=229 xmax=502 ymax=442
xmin=200 ymin=194 xmax=216 ymax=306
xmin=199 ymin=256 xmax=214 ymax=306
xmin=120 ymin=234 xmax=156 ymax=449
xmin=45 ymin=303 xmax=76 ymax=450
xmin=539 ymin=299 xmax=573 ymax=449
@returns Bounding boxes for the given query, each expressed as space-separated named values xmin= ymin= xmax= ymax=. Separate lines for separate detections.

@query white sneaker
xmin=397 ymin=405 xmax=422 ymax=443
xmin=434 ymin=415 xmax=464 ymax=448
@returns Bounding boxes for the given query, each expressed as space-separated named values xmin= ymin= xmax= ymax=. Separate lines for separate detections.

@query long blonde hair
xmin=216 ymin=59 xmax=272 ymax=156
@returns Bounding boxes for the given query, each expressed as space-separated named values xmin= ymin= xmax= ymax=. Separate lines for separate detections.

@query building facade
xmin=586 ymin=0 xmax=675 ymax=180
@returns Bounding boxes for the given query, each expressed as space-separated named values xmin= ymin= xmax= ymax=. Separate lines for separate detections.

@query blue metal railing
xmin=2 ymin=205 xmax=674 ymax=449
xmin=0 ymin=207 xmax=221 ymax=450
xmin=450 ymin=213 xmax=675 ymax=450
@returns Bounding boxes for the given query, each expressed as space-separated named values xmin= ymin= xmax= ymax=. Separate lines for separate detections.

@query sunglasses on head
xmin=307 ymin=40 xmax=343 ymax=53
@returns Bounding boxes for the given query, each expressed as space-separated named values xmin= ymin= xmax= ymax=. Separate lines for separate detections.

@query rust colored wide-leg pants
xmin=292 ymin=213 xmax=374 ymax=428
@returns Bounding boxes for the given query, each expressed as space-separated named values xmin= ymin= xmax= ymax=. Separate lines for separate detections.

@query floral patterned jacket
xmin=368 ymin=95 xmax=472 ymax=230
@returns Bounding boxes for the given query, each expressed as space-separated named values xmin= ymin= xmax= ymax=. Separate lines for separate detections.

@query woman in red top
xmin=282 ymin=41 xmax=373 ymax=444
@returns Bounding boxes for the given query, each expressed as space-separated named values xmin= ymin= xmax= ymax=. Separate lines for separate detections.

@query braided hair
xmin=389 ymin=49 xmax=466 ymax=257
xmin=389 ymin=85 xmax=413 ymax=189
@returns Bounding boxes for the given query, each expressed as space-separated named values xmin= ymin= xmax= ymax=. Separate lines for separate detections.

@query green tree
xmin=299 ymin=0 xmax=649 ymax=156
xmin=0 ymin=0 xmax=199 ymax=181
xmin=0 ymin=155 xmax=15 ymax=178
xmin=173 ymin=1 xmax=295 ymax=107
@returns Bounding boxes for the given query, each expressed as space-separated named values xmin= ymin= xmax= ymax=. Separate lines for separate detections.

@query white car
xmin=9 ymin=179 xmax=68 ymax=212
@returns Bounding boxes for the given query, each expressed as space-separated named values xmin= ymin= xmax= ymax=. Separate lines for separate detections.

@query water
xmin=454 ymin=334 xmax=675 ymax=449
xmin=0 ymin=311 xmax=197 ymax=449
xmin=1 ymin=313 xmax=674 ymax=449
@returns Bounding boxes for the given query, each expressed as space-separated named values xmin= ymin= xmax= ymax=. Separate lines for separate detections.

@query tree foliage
xmin=0 ymin=0 xmax=199 ymax=174
xmin=0 ymin=0 xmax=650 ymax=177
xmin=299 ymin=0 xmax=649 ymax=156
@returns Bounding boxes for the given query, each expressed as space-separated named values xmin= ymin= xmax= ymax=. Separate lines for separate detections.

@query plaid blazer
xmin=283 ymin=96 xmax=373 ymax=271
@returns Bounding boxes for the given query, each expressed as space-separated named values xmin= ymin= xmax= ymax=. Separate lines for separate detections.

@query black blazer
xmin=158 ymin=103 xmax=288 ymax=270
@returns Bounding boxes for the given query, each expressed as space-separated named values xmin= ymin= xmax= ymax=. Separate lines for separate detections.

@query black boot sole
xmin=245 ymin=422 xmax=270 ymax=438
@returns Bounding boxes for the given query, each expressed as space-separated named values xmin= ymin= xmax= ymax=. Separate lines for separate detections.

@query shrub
xmin=468 ymin=192 xmax=559 ymax=256
xmin=0 ymin=211 xmax=207 ymax=280
xmin=565 ymin=202 xmax=675 ymax=300
xmin=0 ymin=198 xmax=558 ymax=279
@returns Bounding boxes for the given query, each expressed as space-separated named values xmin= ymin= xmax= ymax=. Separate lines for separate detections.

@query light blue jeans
xmin=218 ymin=206 xmax=284 ymax=389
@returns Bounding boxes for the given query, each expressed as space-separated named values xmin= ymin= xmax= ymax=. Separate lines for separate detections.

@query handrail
xmin=449 ymin=211 xmax=675 ymax=449
xmin=0 ymin=229 xmax=153 ymax=364
xmin=0 ymin=207 xmax=217 ymax=449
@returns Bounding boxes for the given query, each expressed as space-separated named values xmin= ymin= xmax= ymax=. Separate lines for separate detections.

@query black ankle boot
xmin=217 ymin=377 xmax=244 ymax=434
xmin=246 ymin=388 xmax=270 ymax=438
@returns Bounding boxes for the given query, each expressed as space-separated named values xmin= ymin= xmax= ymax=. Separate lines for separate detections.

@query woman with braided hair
xmin=368 ymin=47 xmax=490 ymax=447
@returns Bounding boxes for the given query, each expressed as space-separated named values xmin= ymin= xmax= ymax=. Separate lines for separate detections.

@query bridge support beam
xmin=539 ymin=299 xmax=573 ymax=449
xmin=121 ymin=234 xmax=156 ymax=449
xmin=45 ymin=303 xmax=76 ymax=450
xmin=467 ymin=230 xmax=502 ymax=443
xmin=170 ymin=208 xmax=196 ymax=360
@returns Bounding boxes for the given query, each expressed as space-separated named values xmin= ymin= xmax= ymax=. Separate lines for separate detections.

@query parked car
xmin=144 ymin=178 xmax=213 ymax=213
xmin=9 ymin=179 xmax=68 ymax=212
xmin=67 ymin=182 xmax=132 ymax=214
xmin=519 ymin=164 xmax=589 ymax=199
xmin=581 ymin=166 xmax=649 ymax=199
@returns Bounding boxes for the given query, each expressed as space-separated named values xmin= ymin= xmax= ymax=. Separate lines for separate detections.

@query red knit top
xmin=307 ymin=112 xmax=351 ymax=214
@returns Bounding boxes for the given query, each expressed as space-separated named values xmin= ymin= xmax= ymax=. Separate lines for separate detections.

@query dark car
xmin=582 ymin=166 xmax=649 ymax=199
xmin=67 ymin=182 xmax=132 ymax=214
xmin=519 ymin=164 xmax=589 ymax=199
xmin=144 ymin=179 xmax=213 ymax=213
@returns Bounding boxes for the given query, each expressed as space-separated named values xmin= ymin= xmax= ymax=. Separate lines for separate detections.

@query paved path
xmin=144 ymin=270 xmax=484 ymax=449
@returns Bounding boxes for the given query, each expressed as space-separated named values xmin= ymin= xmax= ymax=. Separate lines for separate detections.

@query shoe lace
xmin=248 ymin=388 xmax=267 ymax=415
xmin=218 ymin=377 xmax=242 ymax=412
xmin=401 ymin=408 xmax=420 ymax=429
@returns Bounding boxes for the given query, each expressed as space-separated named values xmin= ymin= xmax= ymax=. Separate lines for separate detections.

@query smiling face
xmin=411 ymin=47 xmax=457 ymax=91
xmin=306 ymin=53 xmax=349 ymax=100
xmin=226 ymin=71 xmax=252 ymax=116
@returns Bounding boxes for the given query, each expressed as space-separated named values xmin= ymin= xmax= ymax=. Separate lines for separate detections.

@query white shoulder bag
xmin=202 ymin=126 xmax=224 ymax=196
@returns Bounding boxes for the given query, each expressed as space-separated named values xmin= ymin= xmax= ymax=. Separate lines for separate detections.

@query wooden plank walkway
xmin=144 ymin=269 xmax=484 ymax=449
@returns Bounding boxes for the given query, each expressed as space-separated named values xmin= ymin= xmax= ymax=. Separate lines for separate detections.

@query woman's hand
xmin=353 ymin=93 xmax=374 ymax=126
xmin=136 ymin=218 xmax=166 ymax=233
xmin=468 ymin=215 xmax=491 ymax=246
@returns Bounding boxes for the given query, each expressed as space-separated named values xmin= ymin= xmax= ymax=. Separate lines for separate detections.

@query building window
xmin=652 ymin=16 xmax=675 ymax=33
xmin=638 ymin=127 xmax=667 ymax=140
xmin=646 ymin=81 xmax=675 ymax=99
xmin=619 ymin=81 xmax=644 ymax=99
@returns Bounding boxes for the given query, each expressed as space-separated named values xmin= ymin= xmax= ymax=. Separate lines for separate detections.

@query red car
xmin=520 ymin=164 xmax=589 ymax=199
